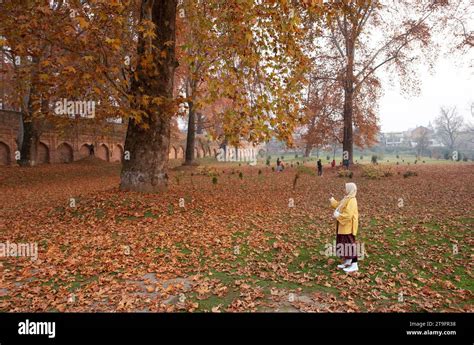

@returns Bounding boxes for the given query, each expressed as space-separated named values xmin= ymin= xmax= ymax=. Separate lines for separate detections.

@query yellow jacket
xmin=330 ymin=197 xmax=359 ymax=235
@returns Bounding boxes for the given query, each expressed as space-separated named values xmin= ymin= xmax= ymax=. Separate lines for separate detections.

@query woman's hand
xmin=333 ymin=209 xmax=340 ymax=219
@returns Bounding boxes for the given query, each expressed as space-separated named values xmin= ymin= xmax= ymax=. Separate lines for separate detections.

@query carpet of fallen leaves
xmin=0 ymin=158 xmax=473 ymax=312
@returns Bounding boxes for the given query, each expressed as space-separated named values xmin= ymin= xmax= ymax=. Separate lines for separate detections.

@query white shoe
xmin=343 ymin=262 xmax=358 ymax=273
xmin=337 ymin=259 xmax=352 ymax=269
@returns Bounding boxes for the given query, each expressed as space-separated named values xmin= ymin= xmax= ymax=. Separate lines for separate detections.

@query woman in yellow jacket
xmin=330 ymin=182 xmax=359 ymax=272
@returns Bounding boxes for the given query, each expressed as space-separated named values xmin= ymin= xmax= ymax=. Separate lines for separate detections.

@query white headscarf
xmin=337 ymin=182 xmax=357 ymax=212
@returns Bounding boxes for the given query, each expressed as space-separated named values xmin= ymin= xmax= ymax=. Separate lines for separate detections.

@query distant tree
xmin=435 ymin=106 xmax=464 ymax=151
xmin=174 ymin=0 xmax=221 ymax=166
xmin=303 ymin=0 xmax=460 ymax=163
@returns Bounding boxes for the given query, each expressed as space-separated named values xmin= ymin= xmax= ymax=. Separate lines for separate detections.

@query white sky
xmin=378 ymin=53 xmax=473 ymax=133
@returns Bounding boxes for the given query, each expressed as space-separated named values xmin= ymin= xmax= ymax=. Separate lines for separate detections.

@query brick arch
xmin=112 ymin=144 xmax=124 ymax=162
xmin=96 ymin=144 xmax=110 ymax=161
xmin=168 ymin=146 xmax=175 ymax=160
xmin=0 ymin=141 xmax=11 ymax=165
xmin=200 ymin=143 xmax=207 ymax=157
xmin=57 ymin=142 xmax=74 ymax=163
xmin=38 ymin=142 xmax=50 ymax=164
xmin=170 ymin=146 xmax=178 ymax=159
xmin=80 ymin=143 xmax=91 ymax=158
xmin=177 ymin=146 xmax=184 ymax=159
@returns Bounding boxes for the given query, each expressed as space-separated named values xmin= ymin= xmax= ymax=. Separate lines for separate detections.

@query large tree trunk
xmin=19 ymin=56 xmax=41 ymax=167
xmin=19 ymin=94 xmax=41 ymax=167
xmin=342 ymin=35 xmax=355 ymax=164
xmin=184 ymin=100 xmax=197 ymax=165
xmin=120 ymin=0 xmax=177 ymax=193
xmin=19 ymin=119 xmax=40 ymax=166
xmin=342 ymin=87 xmax=354 ymax=164
xmin=303 ymin=142 xmax=312 ymax=157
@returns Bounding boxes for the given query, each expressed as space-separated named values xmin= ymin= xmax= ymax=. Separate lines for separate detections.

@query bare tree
xmin=435 ymin=106 xmax=465 ymax=151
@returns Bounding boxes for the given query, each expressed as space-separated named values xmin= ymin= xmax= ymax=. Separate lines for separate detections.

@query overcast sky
xmin=378 ymin=52 xmax=473 ymax=133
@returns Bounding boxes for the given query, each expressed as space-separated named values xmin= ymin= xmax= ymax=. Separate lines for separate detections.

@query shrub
xmin=212 ymin=176 xmax=218 ymax=184
xmin=258 ymin=169 xmax=262 ymax=175
xmin=361 ymin=165 xmax=393 ymax=179
xmin=239 ymin=172 xmax=243 ymax=179
xmin=337 ymin=169 xmax=353 ymax=178
xmin=384 ymin=169 xmax=393 ymax=177
xmin=360 ymin=155 xmax=364 ymax=160
xmin=371 ymin=155 xmax=378 ymax=164
xmin=266 ymin=157 xmax=271 ymax=165
xmin=198 ymin=166 xmax=218 ymax=176
xmin=403 ymin=171 xmax=418 ymax=178
xmin=326 ymin=155 xmax=331 ymax=161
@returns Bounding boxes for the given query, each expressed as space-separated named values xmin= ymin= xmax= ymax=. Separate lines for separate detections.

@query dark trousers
xmin=336 ymin=234 xmax=358 ymax=261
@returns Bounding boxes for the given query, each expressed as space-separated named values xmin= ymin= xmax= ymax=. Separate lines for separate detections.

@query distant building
xmin=383 ymin=132 xmax=406 ymax=147
xmin=380 ymin=125 xmax=445 ymax=150
xmin=407 ymin=126 xmax=444 ymax=148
